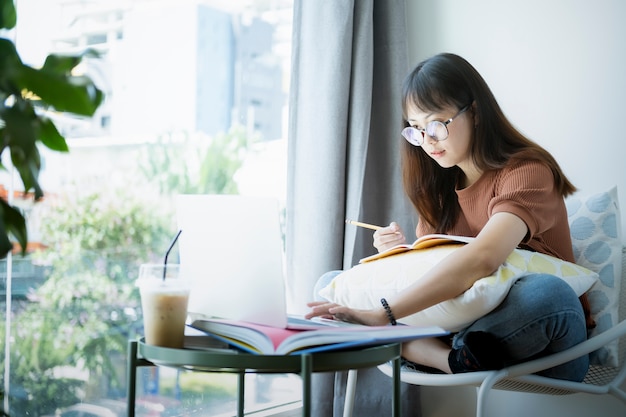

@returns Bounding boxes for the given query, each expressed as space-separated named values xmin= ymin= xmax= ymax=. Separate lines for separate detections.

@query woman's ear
xmin=471 ymin=101 xmax=478 ymax=127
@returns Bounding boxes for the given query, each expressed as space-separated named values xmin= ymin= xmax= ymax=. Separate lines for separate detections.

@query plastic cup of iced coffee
xmin=137 ymin=264 xmax=190 ymax=348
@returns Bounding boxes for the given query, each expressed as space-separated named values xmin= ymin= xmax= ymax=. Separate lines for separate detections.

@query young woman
xmin=306 ymin=53 xmax=591 ymax=381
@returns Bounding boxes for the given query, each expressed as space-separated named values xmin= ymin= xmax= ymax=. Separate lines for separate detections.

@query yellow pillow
xmin=319 ymin=244 xmax=598 ymax=331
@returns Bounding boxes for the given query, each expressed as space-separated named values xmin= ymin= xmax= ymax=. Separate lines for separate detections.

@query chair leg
xmin=343 ymin=370 xmax=358 ymax=417
xmin=609 ymin=385 xmax=626 ymax=405
xmin=475 ymin=370 xmax=508 ymax=417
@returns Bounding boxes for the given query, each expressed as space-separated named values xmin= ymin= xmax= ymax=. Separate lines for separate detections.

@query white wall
xmin=406 ymin=1 xmax=626 ymax=416
xmin=407 ymin=0 xmax=626 ymax=242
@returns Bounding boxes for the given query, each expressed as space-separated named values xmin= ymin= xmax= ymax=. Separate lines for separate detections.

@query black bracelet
xmin=380 ymin=298 xmax=397 ymax=326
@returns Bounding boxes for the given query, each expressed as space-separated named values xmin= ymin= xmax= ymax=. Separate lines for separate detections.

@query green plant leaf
xmin=42 ymin=49 xmax=100 ymax=75
xmin=0 ymin=198 xmax=27 ymax=258
xmin=42 ymin=54 xmax=82 ymax=75
xmin=0 ymin=37 xmax=22 ymax=78
xmin=1 ymin=103 xmax=37 ymax=150
xmin=0 ymin=0 xmax=16 ymax=30
xmin=17 ymin=65 xmax=104 ymax=116
xmin=0 ymin=216 xmax=13 ymax=257
xmin=38 ymin=117 xmax=69 ymax=152
xmin=0 ymin=2 xmax=104 ymax=260
xmin=1 ymin=105 xmax=44 ymax=198
xmin=11 ymin=151 xmax=43 ymax=200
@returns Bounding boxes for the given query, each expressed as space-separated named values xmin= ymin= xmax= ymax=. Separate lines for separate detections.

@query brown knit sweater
xmin=417 ymin=159 xmax=595 ymax=329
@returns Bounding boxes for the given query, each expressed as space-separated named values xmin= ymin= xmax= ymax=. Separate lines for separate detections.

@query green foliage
xmin=0 ymin=1 xmax=102 ymax=414
xmin=160 ymin=373 xmax=237 ymax=412
xmin=0 ymin=385 xmax=7 ymax=417
xmin=197 ymin=127 xmax=251 ymax=194
xmin=9 ymin=377 xmax=82 ymax=417
xmin=139 ymin=125 xmax=255 ymax=195
xmin=0 ymin=3 xmax=256 ymax=415
xmin=2 ymin=317 xmax=84 ymax=417
xmin=177 ymin=373 xmax=236 ymax=397
xmin=0 ymin=0 xmax=16 ymax=29
xmin=0 ymin=0 xmax=103 ymax=258
xmin=4 ymin=189 xmax=171 ymax=416
xmin=37 ymin=190 xmax=172 ymax=282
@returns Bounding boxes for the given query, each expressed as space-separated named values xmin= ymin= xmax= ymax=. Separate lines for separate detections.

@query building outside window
xmin=1 ymin=0 xmax=296 ymax=415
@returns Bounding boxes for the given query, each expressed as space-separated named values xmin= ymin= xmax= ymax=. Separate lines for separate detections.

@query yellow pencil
xmin=345 ymin=219 xmax=383 ymax=231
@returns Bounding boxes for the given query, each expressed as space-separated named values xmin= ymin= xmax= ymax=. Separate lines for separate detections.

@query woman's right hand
xmin=373 ymin=222 xmax=406 ymax=252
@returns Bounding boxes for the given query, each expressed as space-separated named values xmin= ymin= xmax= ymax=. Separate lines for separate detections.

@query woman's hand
xmin=373 ymin=222 xmax=406 ymax=252
xmin=305 ymin=301 xmax=389 ymax=326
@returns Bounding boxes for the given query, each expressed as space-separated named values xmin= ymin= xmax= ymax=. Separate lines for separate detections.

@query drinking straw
xmin=163 ymin=229 xmax=182 ymax=281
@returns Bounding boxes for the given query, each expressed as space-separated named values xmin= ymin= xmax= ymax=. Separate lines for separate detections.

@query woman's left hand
xmin=305 ymin=301 xmax=388 ymax=326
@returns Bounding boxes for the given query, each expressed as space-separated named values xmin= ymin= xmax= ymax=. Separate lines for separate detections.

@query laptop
xmin=176 ymin=194 xmax=347 ymax=330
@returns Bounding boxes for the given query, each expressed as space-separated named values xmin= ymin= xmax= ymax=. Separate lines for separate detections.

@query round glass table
xmin=127 ymin=338 xmax=402 ymax=417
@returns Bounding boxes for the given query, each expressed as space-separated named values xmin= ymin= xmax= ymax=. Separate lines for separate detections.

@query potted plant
xmin=0 ymin=0 xmax=103 ymax=259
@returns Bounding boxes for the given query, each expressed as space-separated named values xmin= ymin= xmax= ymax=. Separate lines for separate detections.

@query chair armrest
xmin=502 ymin=319 xmax=626 ymax=378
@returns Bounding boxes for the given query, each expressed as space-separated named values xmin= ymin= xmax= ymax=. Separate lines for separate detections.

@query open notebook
xmin=176 ymin=194 xmax=343 ymax=330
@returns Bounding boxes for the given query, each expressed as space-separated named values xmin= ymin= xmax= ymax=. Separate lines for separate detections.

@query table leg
xmin=301 ymin=354 xmax=312 ymax=417
xmin=127 ymin=340 xmax=138 ymax=417
xmin=237 ymin=372 xmax=245 ymax=417
xmin=392 ymin=356 xmax=401 ymax=417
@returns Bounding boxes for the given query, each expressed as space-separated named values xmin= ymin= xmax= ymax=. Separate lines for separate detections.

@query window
xmin=1 ymin=0 xmax=294 ymax=416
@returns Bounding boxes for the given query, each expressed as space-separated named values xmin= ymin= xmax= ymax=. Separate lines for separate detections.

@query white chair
xmin=369 ymin=246 xmax=626 ymax=417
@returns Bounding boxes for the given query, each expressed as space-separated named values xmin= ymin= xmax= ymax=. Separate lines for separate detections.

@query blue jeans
xmin=314 ymin=271 xmax=589 ymax=381
xmin=454 ymin=273 xmax=589 ymax=381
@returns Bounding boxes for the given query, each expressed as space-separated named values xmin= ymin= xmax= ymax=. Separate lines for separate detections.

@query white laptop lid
xmin=176 ymin=194 xmax=288 ymax=328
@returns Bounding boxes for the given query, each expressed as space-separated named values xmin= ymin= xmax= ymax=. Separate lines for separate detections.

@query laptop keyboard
xmin=288 ymin=315 xmax=362 ymax=328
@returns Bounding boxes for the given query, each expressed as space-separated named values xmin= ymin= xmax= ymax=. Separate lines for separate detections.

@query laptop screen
xmin=176 ymin=194 xmax=289 ymax=327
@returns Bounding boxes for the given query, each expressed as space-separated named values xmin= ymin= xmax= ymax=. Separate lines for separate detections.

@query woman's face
xmin=405 ymin=102 xmax=474 ymax=171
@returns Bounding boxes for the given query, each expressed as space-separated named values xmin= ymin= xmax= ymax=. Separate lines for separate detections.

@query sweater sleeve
xmin=488 ymin=161 xmax=562 ymax=243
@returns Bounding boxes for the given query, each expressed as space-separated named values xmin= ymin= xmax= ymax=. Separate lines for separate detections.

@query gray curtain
xmin=286 ymin=0 xmax=420 ymax=415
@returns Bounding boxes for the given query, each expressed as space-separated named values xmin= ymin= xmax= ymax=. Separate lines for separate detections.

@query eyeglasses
xmin=401 ymin=104 xmax=471 ymax=146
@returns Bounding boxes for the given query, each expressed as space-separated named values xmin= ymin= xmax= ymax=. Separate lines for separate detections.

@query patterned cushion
xmin=566 ymin=186 xmax=622 ymax=366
